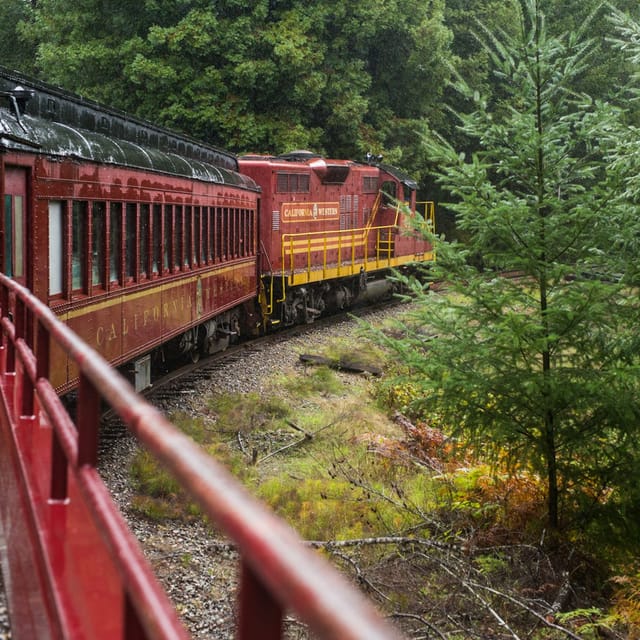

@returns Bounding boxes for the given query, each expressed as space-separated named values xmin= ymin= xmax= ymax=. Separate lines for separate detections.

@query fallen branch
xmin=547 ymin=571 xmax=572 ymax=616
xmin=307 ymin=535 xmax=461 ymax=553
xmin=286 ymin=419 xmax=313 ymax=439
xmin=236 ymin=431 xmax=248 ymax=455
xmin=387 ymin=613 xmax=448 ymax=640
xmin=257 ymin=420 xmax=337 ymax=464
xmin=300 ymin=353 xmax=382 ymax=376
xmin=468 ymin=579 xmax=584 ymax=640
xmin=436 ymin=561 xmax=522 ymax=640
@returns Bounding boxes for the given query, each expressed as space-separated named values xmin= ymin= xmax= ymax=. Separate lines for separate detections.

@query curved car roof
xmin=0 ymin=107 xmax=259 ymax=191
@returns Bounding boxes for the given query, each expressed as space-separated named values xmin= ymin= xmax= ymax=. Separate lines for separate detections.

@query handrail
xmin=416 ymin=200 xmax=436 ymax=231
xmin=280 ymin=222 xmax=409 ymax=280
xmin=0 ymin=273 xmax=402 ymax=640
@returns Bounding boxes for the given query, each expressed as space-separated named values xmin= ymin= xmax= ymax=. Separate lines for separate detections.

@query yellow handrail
xmin=271 ymin=199 xmax=436 ymax=311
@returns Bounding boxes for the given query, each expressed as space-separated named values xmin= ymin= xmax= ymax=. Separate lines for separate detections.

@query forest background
xmin=3 ymin=0 xmax=636 ymax=204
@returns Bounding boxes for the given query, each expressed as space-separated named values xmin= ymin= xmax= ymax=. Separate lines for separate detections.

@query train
xmin=0 ymin=67 xmax=434 ymax=394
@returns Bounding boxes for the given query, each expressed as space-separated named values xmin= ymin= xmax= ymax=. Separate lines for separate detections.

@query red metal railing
xmin=0 ymin=273 xmax=402 ymax=640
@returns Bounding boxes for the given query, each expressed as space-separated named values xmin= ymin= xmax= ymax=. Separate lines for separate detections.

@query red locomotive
xmin=0 ymin=67 xmax=434 ymax=394
xmin=239 ymin=152 xmax=433 ymax=328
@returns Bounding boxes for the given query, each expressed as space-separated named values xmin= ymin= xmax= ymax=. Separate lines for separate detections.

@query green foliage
xmin=129 ymin=448 xmax=203 ymax=520
xmin=256 ymin=476 xmax=372 ymax=540
xmin=21 ymin=0 xmax=452 ymax=162
xmin=474 ymin=553 xmax=508 ymax=576
xmin=128 ymin=411 xmax=256 ymax=519
xmin=130 ymin=449 xmax=182 ymax=499
xmin=0 ymin=0 xmax=37 ymax=74
xmin=281 ymin=365 xmax=344 ymax=398
xmin=611 ymin=570 xmax=640 ymax=634
xmin=553 ymin=608 xmax=612 ymax=640
xmin=372 ymin=1 xmax=640 ymax=537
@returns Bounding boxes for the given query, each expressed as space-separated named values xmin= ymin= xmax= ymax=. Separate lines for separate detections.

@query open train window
xmin=240 ymin=209 xmax=247 ymax=257
xmin=125 ymin=203 xmax=137 ymax=281
xmin=110 ymin=203 xmax=122 ymax=285
xmin=233 ymin=208 xmax=240 ymax=257
xmin=140 ymin=204 xmax=149 ymax=279
xmin=49 ymin=201 xmax=64 ymax=296
xmin=184 ymin=206 xmax=192 ymax=267
xmin=4 ymin=166 xmax=28 ymax=285
xmin=216 ymin=207 xmax=226 ymax=260
xmin=249 ymin=210 xmax=255 ymax=255
xmin=195 ymin=207 xmax=203 ymax=265
xmin=152 ymin=204 xmax=161 ymax=275
xmin=174 ymin=206 xmax=183 ymax=269
xmin=72 ymin=201 xmax=87 ymax=292
xmin=4 ymin=195 xmax=25 ymax=280
xmin=208 ymin=207 xmax=215 ymax=262
xmin=92 ymin=202 xmax=106 ymax=288
xmin=381 ymin=180 xmax=397 ymax=205
xmin=164 ymin=205 xmax=171 ymax=271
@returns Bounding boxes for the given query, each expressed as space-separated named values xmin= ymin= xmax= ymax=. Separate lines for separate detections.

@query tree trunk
xmin=544 ymin=405 xmax=559 ymax=529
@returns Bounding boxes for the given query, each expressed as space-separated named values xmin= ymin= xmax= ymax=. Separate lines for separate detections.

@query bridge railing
xmin=0 ymin=273 xmax=402 ymax=640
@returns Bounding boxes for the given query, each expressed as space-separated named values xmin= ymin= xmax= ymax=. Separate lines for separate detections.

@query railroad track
xmin=98 ymin=297 xmax=404 ymax=449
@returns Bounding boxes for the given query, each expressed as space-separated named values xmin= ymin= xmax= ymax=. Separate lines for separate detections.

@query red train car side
xmin=238 ymin=151 xmax=434 ymax=328
xmin=1 ymin=67 xmax=435 ymax=394
xmin=0 ymin=71 xmax=260 ymax=393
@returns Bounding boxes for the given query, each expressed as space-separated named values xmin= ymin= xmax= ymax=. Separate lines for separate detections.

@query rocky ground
xmin=99 ymin=311 xmax=379 ymax=638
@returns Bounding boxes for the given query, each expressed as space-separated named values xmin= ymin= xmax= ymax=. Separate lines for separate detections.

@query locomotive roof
xmin=0 ymin=66 xmax=259 ymax=191
xmin=239 ymin=151 xmax=418 ymax=190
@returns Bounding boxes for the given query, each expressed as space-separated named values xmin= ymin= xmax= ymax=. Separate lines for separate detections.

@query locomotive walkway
xmin=0 ymin=273 xmax=402 ymax=639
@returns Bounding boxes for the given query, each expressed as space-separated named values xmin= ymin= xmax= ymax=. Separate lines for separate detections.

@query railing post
xmin=124 ymin=593 xmax=149 ymax=640
xmin=21 ymin=318 xmax=35 ymax=418
xmin=50 ymin=427 xmax=68 ymax=501
xmin=77 ymin=372 xmax=100 ymax=468
xmin=237 ymin=561 xmax=283 ymax=640
xmin=36 ymin=320 xmax=50 ymax=381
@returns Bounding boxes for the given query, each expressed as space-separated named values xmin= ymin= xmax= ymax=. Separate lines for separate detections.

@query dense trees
xmin=3 ymin=2 xmax=638 ymax=178
xmin=377 ymin=1 xmax=640 ymax=538
xmin=0 ymin=0 xmax=36 ymax=73
xmin=12 ymin=0 xmax=452 ymax=161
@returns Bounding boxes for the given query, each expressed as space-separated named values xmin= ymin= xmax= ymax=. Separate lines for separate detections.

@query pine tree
xmin=380 ymin=0 xmax=640 ymax=532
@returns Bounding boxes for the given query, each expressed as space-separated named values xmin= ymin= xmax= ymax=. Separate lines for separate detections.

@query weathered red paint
xmin=1 ymin=148 xmax=260 ymax=392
